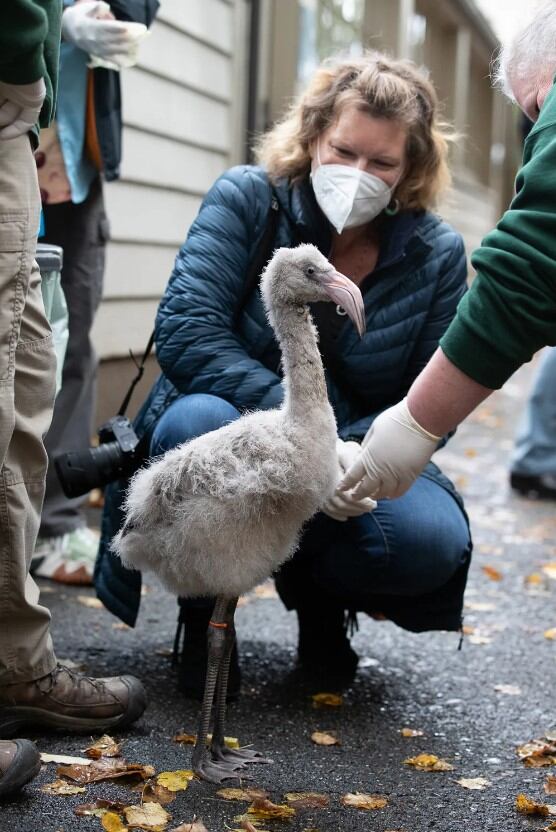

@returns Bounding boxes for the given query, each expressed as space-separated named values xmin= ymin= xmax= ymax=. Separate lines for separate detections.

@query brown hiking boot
xmin=0 ymin=665 xmax=146 ymax=738
xmin=0 ymin=740 xmax=41 ymax=798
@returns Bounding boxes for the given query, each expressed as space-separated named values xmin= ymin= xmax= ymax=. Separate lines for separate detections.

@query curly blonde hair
xmin=255 ymin=52 xmax=453 ymax=211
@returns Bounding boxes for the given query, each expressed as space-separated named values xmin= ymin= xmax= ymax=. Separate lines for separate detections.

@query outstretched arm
xmin=339 ymin=349 xmax=493 ymax=500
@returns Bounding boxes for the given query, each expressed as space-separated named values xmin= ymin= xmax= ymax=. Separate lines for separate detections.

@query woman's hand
xmin=322 ymin=439 xmax=377 ymax=522
xmin=337 ymin=398 xmax=441 ymax=500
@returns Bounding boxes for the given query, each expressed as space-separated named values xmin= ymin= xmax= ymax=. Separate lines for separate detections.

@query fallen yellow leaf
xmin=341 ymin=793 xmax=388 ymax=810
xmin=515 ymin=793 xmax=549 ymax=816
xmin=173 ymin=732 xmax=239 ymax=749
xmin=311 ymin=693 xmax=343 ymax=708
xmin=457 ymin=777 xmax=491 ymax=790
xmin=140 ymin=782 xmax=177 ymax=806
xmin=156 ymin=770 xmax=195 ymax=792
xmin=102 ymin=813 xmax=128 ymax=832
xmin=84 ymin=734 xmax=121 ymax=759
xmin=482 ymin=565 xmax=503 ymax=581
xmin=216 ymin=788 xmax=268 ymax=802
xmin=77 ymin=595 xmax=104 ymax=609
xmin=464 ymin=601 xmax=496 ymax=612
xmin=169 ymin=821 xmax=208 ymax=832
xmin=41 ymin=778 xmax=87 ymax=796
xmin=124 ymin=802 xmax=171 ymax=830
xmin=284 ymin=792 xmax=329 ymax=809
xmin=525 ymin=573 xmax=545 ymax=586
xmin=246 ymin=798 xmax=296 ymax=820
xmin=545 ymin=629 xmax=556 ymax=640
xmin=542 ymin=563 xmax=556 ymax=580
xmin=517 ymin=738 xmax=556 ymax=767
xmin=400 ymin=727 xmax=424 ymax=738
xmin=404 ymin=754 xmax=454 ymax=772
xmin=468 ymin=633 xmax=492 ymax=645
xmin=311 ymin=731 xmax=340 ymax=746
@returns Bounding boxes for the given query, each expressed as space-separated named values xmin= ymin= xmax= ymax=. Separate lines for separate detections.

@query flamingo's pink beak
xmin=320 ymin=270 xmax=366 ymax=337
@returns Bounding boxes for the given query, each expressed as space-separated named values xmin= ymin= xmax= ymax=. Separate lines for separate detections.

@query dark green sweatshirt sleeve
xmin=440 ymin=86 xmax=556 ymax=389
xmin=0 ymin=0 xmax=62 ymax=130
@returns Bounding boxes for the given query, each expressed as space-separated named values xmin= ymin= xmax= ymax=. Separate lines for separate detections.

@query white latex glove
xmin=322 ymin=439 xmax=377 ymax=522
xmin=338 ymin=398 xmax=441 ymax=501
xmin=62 ymin=1 xmax=133 ymax=62
xmin=0 ymin=79 xmax=46 ymax=139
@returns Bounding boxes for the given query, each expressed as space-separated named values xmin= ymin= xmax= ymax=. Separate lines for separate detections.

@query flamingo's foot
xmin=193 ymin=755 xmax=250 ymax=785
xmin=212 ymin=745 xmax=274 ymax=766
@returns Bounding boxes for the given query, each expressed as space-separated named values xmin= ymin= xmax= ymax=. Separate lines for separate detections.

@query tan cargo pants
xmin=0 ymin=134 xmax=58 ymax=685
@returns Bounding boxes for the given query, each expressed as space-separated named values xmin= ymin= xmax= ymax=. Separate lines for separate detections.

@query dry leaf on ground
xmin=311 ymin=731 xmax=340 ymax=746
xmin=84 ymin=734 xmax=122 ymax=759
xmin=517 ymin=738 xmax=556 ymax=767
xmin=311 ymin=693 xmax=343 ymax=708
xmin=156 ymin=770 xmax=195 ymax=792
xmin=515 ymin=793 xmax=549 ymax=816
xmin=124 ymin=802 xmax=171 ymax=830
xmin=75 ymin=799 xmax=126 ymax=817
xmin=404 ymin=754 xmax=454 ymax=772
xmin=139 ymin=781 xmax=176 ymax=806
xmin=542 ymin=563 xmax=556 ymax=580
xmin=545 ymin=776 xmax=556 ymax=795
xmin=456 ymin=777 xmax=491 ymax=790
xmin=102 ymin=813 xmax=128 ymax=832
xmin=494 ymin=684 xmax=521 ymax=695
xmin=341 ymin=793 xmax=388 ymax=810
xmin=173 ymin=732 xmax=239 ymax=749
xmin=284 ymin=792 xmax=329 ymax=809
xmin=545 ymin=629 xmax=556 ymax=640
xmin=246 ymin=798 xmax=296 ymax=820
xmin=216 ymin=788 xmax=268 ymax=802
xmin=77 ymin=595 xmax=104 ymax=609
xmin=57 ymin=757 xmax=155 ymax=783
xmin=169 ymin=821 xmax=209 ymax=832
xmin=468 ymin=633 xmax=492 ymax=645
xmin=40 ymin=752 xmax=91 ymax=765
xmin=544 ymin=824 xmax=556 ymax=832
xmin=482 ymin=566 xmax=503 ymax=581
xmin=464 ymin=601 xmax=496 ymax=612
xmin=41 ymin=778 xmax=87 ymax=796
xmin=400 ymin=728 xmax=424 ymax=738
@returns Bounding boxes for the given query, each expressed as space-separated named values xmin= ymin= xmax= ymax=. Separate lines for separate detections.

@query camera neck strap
xmin=117 ymin=189 xmax=280 ymax=418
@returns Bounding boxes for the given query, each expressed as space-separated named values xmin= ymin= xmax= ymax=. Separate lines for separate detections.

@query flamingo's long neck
xmin=272 ymin=303 xmax=329 ymax=423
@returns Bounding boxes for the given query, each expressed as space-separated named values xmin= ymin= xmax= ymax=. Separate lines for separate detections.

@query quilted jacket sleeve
xmin=155 ymin=168 xmax=284 ymax=412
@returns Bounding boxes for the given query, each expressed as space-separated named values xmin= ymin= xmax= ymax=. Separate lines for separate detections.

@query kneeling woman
xmin=96 ymin=52 xmax=472 ymax=695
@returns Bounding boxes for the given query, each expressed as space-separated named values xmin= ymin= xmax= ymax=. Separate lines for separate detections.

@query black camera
xmin=54 ymin=415 xmax=143 ymax=499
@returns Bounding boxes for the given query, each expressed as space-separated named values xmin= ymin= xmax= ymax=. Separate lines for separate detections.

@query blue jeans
xmin=150 ymin=394 xmax=471 ymax=624
xmin=511 ymin=347 xmax=556 ymax=476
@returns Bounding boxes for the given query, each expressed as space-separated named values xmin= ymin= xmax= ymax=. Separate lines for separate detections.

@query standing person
xmin=337 ymin=1 xmax=556 ymax=503
xmin=96 ymin=53 xmax=472 ymax=698
xmin=32 ymin=0 xmax=158 ymax=585
xmin=0 ymin=0 xmax=146 ymax=801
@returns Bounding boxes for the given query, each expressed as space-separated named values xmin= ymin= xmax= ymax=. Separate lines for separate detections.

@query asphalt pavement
xmin=1 ymin=357 xmax=555 ymax=832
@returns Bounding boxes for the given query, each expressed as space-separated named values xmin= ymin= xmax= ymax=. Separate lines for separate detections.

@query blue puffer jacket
xmin=95 ymin=165 xmax=469 ymax=627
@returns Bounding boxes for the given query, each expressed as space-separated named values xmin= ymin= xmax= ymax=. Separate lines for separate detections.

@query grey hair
xmin=493 ymin=1 xmax=556 ymax=100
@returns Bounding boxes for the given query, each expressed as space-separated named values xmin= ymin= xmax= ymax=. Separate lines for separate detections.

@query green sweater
xmin=441 ymin=82 xmax=556 ymax=388
xmin=0 ymin=0 xmax=62 ymax=130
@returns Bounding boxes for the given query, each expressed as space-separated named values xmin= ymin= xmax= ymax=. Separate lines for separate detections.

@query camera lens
xmin=54 ymin=441 xmax=135 ymax=499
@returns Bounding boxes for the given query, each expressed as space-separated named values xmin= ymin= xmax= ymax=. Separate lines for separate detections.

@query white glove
xmin=62 ymin=1 xmax=133 ymax=62
xmin=338 ymin=398 xmax=441 ymax=500
xmin=322 ymin=439 xmax=377 ymax=522
xmin=0 ymin=79 xmax=46 ymax=140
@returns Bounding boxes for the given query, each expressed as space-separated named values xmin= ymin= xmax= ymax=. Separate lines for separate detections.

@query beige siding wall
xmin=93 ymin=0 xmax=240 ymax=359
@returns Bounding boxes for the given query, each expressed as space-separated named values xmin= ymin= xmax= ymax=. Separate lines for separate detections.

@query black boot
xmin=173 ymin=599 xmax=241 ymax=701
xmin=296 ymin=603 xmax=359 ymax=685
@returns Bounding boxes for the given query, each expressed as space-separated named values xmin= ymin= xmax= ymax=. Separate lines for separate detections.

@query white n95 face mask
xmin=310 ymin=142 xmax=396 ymax=234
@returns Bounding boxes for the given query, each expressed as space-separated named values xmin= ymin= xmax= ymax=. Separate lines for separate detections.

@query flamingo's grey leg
xmin=210 ymin=599 xmax=273 ymax=770
xmin=191 ymin=596 xmax=245 ymax=783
